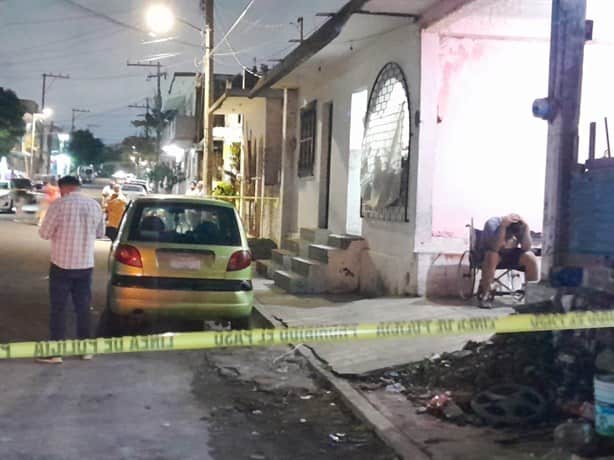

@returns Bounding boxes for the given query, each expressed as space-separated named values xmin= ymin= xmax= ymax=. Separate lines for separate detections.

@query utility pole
xmin=127 ymin=61 xmax=166 ymax=160
xmin=41 ymin=72 xmax=69 ymax=111
xmin=128 ymin=98 xmax=151 ymax=139
xmin=40 ymin=72 xmax=69 ymax=175
xmin=202 ymin=0 xmax=215 ymax=193
xmin=289 ymin=17 xmax=304 ymax=43
xmin=71 ymin=108 xmax=90 ymax=133
xmin=539 ymin=0 xmax=587 ymax=277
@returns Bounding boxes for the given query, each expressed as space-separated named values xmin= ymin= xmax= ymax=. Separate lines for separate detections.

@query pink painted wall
xmin=431 ymin=38 xmax=550 ymax=238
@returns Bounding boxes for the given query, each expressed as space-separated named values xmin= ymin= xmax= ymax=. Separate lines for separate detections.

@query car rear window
xmin=0 ymin=182 xmax=8 ymax=190
xmin=11 ymin=179 xmax=31 ymax=189
xmin=123 ymin=185 xmax=145 ymax=192
xmin=128 ymin=202 xmax=241 ymax=246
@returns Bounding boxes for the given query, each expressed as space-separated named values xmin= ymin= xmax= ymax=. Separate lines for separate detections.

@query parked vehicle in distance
xmin=105 ymin=196 xmax=253 ymax=332
xmin=125 ymin=178 xmax=151 ymax=192
xmin=121 ymin=183 xmax=148 ymax=202
xmin=0 ymin=180 xmax=13 ymax=213
xmin=78 ymin=166 xmax=95 ymax=184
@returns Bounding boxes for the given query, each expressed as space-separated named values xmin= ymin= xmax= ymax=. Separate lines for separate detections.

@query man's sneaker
xmin=478 ymin=297 xmax=493 ymax=309
xmin=477 ymin=289 xmax=493 ymax=309
xmin=81 ymin=354 xmax=94 ymax=361
xmin=36 ymin=356 xmax=63 ymax=364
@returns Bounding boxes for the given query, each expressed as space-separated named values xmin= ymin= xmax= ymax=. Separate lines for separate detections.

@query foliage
xmin=131 ymin=108 xmax=176 ymax=132
xmin=121 ymin=135 xmax=155 ymax=158
xmin=0 ymin=88 xmax=26 ymax=154
xmin=68 ymin=129 xmax=105 ymax=165
xmin=212 ymin=180 xmax=236 ymax=196
xmin=147 ymin=162 xmax=182 ymax=193
xmin=102 ymin=145 xmax=123 ymax=162
xmin=131 ymin=108 xmax=177 ymax=154
xmin=229 ymin=142 xmax=241 ymax=172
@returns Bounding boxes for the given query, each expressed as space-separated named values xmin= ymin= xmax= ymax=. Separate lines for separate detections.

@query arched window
xmin=360 ymin=62 xmax=411 ymax=222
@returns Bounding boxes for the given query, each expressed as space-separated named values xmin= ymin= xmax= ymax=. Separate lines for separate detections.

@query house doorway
xmin=318 ymin=101 xmax=333 ymax=229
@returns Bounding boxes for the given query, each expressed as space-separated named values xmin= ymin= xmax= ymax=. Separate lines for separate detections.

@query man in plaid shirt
xmin=38 ymin=175 xmax=105 ymax=363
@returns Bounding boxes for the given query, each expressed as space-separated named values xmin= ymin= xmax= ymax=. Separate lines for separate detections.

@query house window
xmin=360 ymin=62 xmax=411 ymax=222
xmin=213 ymin=114 xmax=225 ymax=127
xmin=298 ymin=102 xmax=316 ymax=177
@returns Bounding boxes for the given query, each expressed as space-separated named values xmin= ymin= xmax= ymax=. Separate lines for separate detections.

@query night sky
xmin=0 ymin=0 xmax=346 ymax=144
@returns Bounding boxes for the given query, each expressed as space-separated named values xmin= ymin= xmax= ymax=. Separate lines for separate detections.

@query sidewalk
xmin=252 ymin=278 xmax=564 ymax=460
xmin=253 ymin=278 xmax=513 ymax=375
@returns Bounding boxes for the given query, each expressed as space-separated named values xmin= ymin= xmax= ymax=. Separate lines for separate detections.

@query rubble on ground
xmin=357 ymin=329 xmax=614 ymax=457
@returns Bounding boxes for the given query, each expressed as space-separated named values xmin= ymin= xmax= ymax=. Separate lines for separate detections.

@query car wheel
xmin=230 ymin=315 xmax=253 ymax=331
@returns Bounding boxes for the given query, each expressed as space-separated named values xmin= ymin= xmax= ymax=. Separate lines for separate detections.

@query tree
xmin=147 ymin=162 xmax=182 ymax=193
xmin=68 ymin=129 xmax=104 ymax=165
xmin=121 ymin=135 xmax=155 ymax=159
xmin=131 ymin=108 xmax=176 ymax=159
xmin=0 ymin=88 xmax=26 ymax=155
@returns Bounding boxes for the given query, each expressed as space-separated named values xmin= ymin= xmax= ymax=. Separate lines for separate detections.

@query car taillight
xmin=227 ymin=250 xmax=252 ymax=271
xmin=115 ymin=244 xmax=143 ymax=268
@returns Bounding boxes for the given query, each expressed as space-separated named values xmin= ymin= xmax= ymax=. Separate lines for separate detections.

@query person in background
xmin=37 ymin=177 xmax=60 ymax=226
xmin=104 ymin=184 xmax=128 ymax=241
xmin=101 ymin=180 xmax=116 ymax=208
xmin=477 ymin=213 xmax=539 ymax=308
xmin=196 ymin=181 xmax=205 ymax=196
xmin=38 ymin=175 xmax=104 ymax=363
xmin=185 ymin=180 xmax=198 ymax=196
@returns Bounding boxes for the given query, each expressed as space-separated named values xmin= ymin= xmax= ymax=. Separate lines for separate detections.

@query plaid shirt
xmin=39 ymin=192 xmax=105 ymax=269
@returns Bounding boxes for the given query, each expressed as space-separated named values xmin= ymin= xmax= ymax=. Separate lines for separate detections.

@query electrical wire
xmin=211 ymin=0 xmax=256 ymax=54
xmin=214 ymin=7 xmax=261 ymax=77
xmin=56 ymin=0 xmax=201 ymax=49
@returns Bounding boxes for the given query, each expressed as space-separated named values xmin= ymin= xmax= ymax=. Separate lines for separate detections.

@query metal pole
xmin=202 ymin=0 xmax=214 ymax=194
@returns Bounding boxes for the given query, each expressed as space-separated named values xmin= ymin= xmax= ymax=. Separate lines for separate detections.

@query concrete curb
xmin=253 ymin=300 xmax=430 ymax=460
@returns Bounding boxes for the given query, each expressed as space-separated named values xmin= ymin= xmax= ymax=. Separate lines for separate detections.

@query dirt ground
xmin=193 ymin=346 xmax=398 ymax=460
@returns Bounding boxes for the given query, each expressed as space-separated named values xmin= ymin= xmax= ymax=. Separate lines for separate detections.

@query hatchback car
xmin=106 ymin=196 xmax=253 ymax=330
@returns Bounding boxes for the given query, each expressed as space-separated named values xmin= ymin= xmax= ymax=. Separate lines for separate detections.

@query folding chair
xmin=458 ymin=219 xmax=525 ymax=301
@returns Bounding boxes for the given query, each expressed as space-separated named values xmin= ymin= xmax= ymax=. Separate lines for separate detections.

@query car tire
xmin=230 ymin=314 xmax=253 ymax=331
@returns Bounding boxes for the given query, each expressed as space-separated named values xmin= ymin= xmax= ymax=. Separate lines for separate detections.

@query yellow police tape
xmin=1 ymin=310 xmax=614 ymax=360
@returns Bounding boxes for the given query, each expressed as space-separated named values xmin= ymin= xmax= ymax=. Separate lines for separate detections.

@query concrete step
xmin=273 ymin=270 xmax=308 ymax=294
xmin=271 ymin=249 xmax=295 ymax=269
xmin=291 ymin=256 xmax=325 ymax=279
xmin=308 ymin=243 xmax=339 ymax=264
xmin=282 ymin=238 xmax=300 ymax=254
xmin=328 ymin=233 xmax=364 ymax=250
xmin=255 ymin=259 xmax=278 ymax=279
xmin=299 ymin=227 xmax=329 ymax=244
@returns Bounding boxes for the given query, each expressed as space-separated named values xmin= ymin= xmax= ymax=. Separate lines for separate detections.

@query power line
xmin=214 ymin=6 xmax=261 ymax=77
xmin=57 ymin=0 xmax=201 ymax=49
xmin=212 ymin=0 xmax=256 ymax=54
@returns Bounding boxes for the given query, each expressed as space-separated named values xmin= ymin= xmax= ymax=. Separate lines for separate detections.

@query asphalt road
xmin=0 ymin=206 xmax=395 ymax=460
xmin=0 ymin=212 xmax=215 ymax=460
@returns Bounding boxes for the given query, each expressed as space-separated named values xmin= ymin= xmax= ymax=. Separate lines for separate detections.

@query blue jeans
xmin=49 ymin=264 xmax=93 ymax=341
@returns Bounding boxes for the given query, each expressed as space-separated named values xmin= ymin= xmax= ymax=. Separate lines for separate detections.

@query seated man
xmin=478 ymin=213 xmax=539 ymax=308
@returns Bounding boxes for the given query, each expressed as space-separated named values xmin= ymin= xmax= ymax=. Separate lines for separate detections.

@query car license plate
xmin=169 ymin=257 xmax=202 ymax=270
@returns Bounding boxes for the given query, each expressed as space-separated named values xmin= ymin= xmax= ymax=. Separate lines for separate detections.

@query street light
xmin=145 ymin=3 xmax=175 ymax=35
xmin=145 ymin=1 xmax=214 ymax=193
